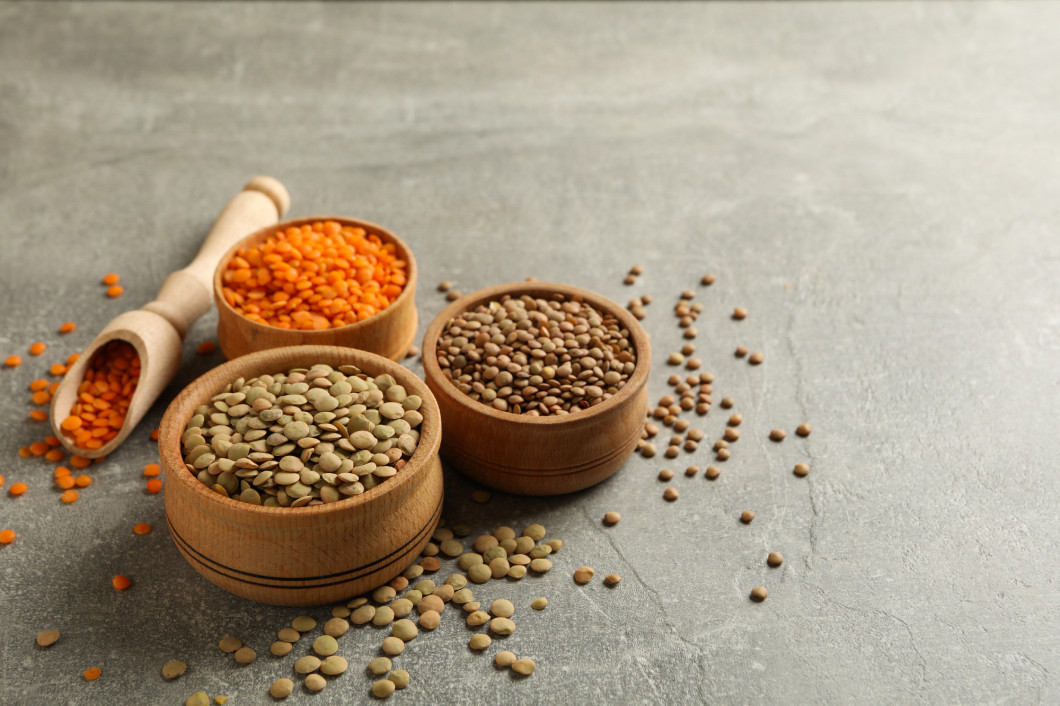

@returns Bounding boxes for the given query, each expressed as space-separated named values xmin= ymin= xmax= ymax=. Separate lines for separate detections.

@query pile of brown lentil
xmin=435 ymin=293 xmax=636 ymax=416
xmin=181 ymin=363 xmax=423 ymax=506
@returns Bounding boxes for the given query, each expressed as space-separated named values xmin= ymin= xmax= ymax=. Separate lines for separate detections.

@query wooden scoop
xmin=49 ymin=176 xmax=290 ymax=458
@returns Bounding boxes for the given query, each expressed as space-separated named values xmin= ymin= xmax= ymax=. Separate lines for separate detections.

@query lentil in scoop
xmin=435 ymin=293 xmax=636 ymax=416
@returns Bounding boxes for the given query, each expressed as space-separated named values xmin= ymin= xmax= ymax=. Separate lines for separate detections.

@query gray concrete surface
xmin=1 ymin=2 xmax=1058 ymax=704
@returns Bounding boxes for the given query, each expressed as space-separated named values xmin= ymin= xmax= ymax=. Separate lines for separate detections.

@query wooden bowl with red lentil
xmin=422 ymin=282 xmax=651 ymax=495
xmin=158 ymin=345 xmax=443 ymax=606
xmin=213 ymin=217 xmax=418 ymax=361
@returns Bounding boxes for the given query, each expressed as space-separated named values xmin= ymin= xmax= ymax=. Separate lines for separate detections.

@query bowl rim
xmin=212 ymin=215 xmax=417 ymax=337
xmin=159 ymin=345 xmax=441 ymax=518
xmin=421 ymin=281 xmax=651 ymax=428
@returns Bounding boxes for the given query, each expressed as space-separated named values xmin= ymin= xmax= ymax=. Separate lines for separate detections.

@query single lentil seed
xmin=419 ymin=610 xmax=441 ymax=630
xmin=270 ymin=678 xmax=294 ymax=699
xmin=388 ymin=669 xmax=410 ymax=689
xmin=234 ymin=647 xmax=257 ymax=664
xmin=218 ymin=636 xmax=242 ymax=653
xmin=769 ymin=429 xmax=787 ymax=441
xmin=512 ymin=658 xmax=536 ymax=675
xmin=392 ymin=619 xmax=418 ymax=641
xmin=603 ymin=511 xmax=621 ymax=526
xmin=294 ymin=655 xmax=321 ymax=674
xmin=796 ymin=423 xmax=812 ymax=437
xmin=735 ymin=346 xmax=748 ymax=357
xmin=162 ymin=661 xmax=187 ymax=679
xmin=469 ymin=634 xmax=492 ymax=650
xmin=320 ymin=655 xmax=348 ymax=675
xmin=705 ymin=465 xmax=721 ymax=480
xmin=749 ymin=351 xmax=764 ymax=365
xmin=277 ymin=627 xmax=300 ymax=642
xmin=733 ymin=307 xmax=748 ymax=320
xmin=604 ymin=574 xmax=622 ymax=586
xmin=373 ymin=679 xmax=396 ymax=698
xmin=720 ymin=397 xmax=734 ymax=408
xmin=658 ymin=468 xmax=674 ymax=480
xmin=794 ymin=463 xmax=810 ymax=477
xmin=768 ymin=551 xmax=784 ymax=566
xmin=489 ymin=617 xmax=516 ymax=635
xmin=305 ymin=673 xmax=326 ymax=692
xmin=663 ymin=487 xmax=679 ymax=501
xmin=292 ymin=616 xmax=316 ymax=632
xmin=36 ymin=630 xmax=60 ymax=647
xmin=716 ymin=448 xmax=731 ymax=461
xmin=573 ymin=566 xmax=594 ymax=584
xmin=750 ymin=586 xmax=768 ymax=602
xmin=740 ymin=510 xmax=756 ymax=523
xmin=270 ymin=641 xmax=292 ymax=656
xmin=185 ymin=692 xmax=208 ymax=706
xmin=369 ymin=657 xmax=392 ymax=675
xmin=495 ymin=651 xmax=517 ymax=667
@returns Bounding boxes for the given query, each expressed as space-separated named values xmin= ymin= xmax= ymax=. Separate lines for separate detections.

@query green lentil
xmin=508 ymin=565 xmax=527 ymax=579
xmin=372 ymin=606 xmax=395 ymax=627
xmin=459 ymin=553 xmax=484 ymax=571
xmin=495 ymin=651 xmax=517 ymax=667
xmin=270 ymin=678 xmax=294 ymax=699
xmin=373 ymin=679 xmax=396 ymax=698
xmin=313 ymin=635 xmax=338 ymax=656
xmin=490 ymin=599 xmax=514 ymax=618
xmin=305 ymin=673 xmax=326 ymax=692
xmin=489 ymin=617 xmax=516 ymax=635
xmin=392 ymin=619 xmax=418 ymax=641
xmin=381 ymin=636 xmax=405 ymax=656
xmin=466 ymin=610 xmax=490 ymax=627
xmin=512 ymin=658 xmax=536 ymax=675
xmin=369 ymin=657 xmax=392 ymax=675
xmin=324 ymin=617 xmax=349 ymax=637
xmin=445 ymin=573 xmax=468 ymax=590
xmin=391 ymin=598 xmax=414 ymax=617
xmin=468 ymin=564 xmax=492 ymax=583
xmin=531 ymin=597 xmax=548 ymax=610
xmin=292 ymin=616 xmax=317 ymax=632
xmin=351 ymin=605 xmax=376 ymax=624
xmin=469 ymin=634 xmax=492 ymax=650
xmin=295 ymin=655 xmax=321 ymax=674
xmin=320 ymin=655 xmax=348 ymax=676
xmin=529 ymin=558 xmax=553 ymax=573
xmin=373 ymin=586 xmax=396 ymax=603
xmin=419 ymin=610 xmax=441 ymax=630
xmin=388 ymin=669 xmax=410 ymax=689
xmin=522 ymin=523 xmax=546 ymax=540
xmin=270 ymin=641 xmax=292 ymax=656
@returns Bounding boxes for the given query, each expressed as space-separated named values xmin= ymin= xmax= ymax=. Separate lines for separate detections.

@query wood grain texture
xmin=158 ymin=345 xmax=443 ymax=606
xmin=214 ymin=216 xmax=418 ymax=362
xmin=49 ymin=178 xmax=288 ymax=458
xmin=421 ymin=282 xmax=651 ymax=495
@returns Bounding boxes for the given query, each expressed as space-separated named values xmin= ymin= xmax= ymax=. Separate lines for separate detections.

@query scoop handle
xmin=142 ymin=176 xmax=290 ymax=338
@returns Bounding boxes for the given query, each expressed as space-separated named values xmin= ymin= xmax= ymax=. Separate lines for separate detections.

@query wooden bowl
xmin=214 ymin=217 xmax=418 ymax=361
xmin=158 ymin=345 xmax=443 ymax=606
xmin=421 ymin=282 xmax=650 ymax=495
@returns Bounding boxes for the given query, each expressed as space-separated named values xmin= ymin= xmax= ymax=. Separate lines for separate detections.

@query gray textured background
xmin=1 ymin=2 xmax=1058 ymax=704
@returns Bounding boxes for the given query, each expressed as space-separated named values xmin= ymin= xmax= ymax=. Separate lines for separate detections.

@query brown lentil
xmin=664 ymin=445 xmax=679 ymax=459
xmin=716 ymin=448 xmax=730 ymax=461
xmin=768 ymin=551 xmax=784 ymax=566
xmin=700 ymin=274 xmax=716 ymax=285
xmin=663 ymin=487 xmax=679 ymax=501
xmin=793 ymin=463 xmax=810 ymax=477
xmin=733 ymin=307 xmax=748 ymax=320
xmin=667 ymin=352 xmax=684 ymax=365
xmin=796 ymin=423 xmax=812 ymax=437
xmin=705 ymin=465 xmax=721 ymax=480
xmin=685 ymin=357 xmax=701 ymax=370
xmin=445 ymin=289 xmax=462 ymax=301
xmin=270 ymin=678 xmax=294 ymax=699
xmin=270 ymin=641 xmax=293 ymax=656
xmin=658 ymin=468 xmax=674 ymax=481
xmin=740 ymin=510 xmax=755 ymax=523
xmin=720 ymin=396 xmax=734 ymax=408
xmin=381 ymin=636 xmax=405 ymax=656
xmin=436 ymin=294 xmax=636 ymax=416
xmin=469 ymin=634 xmax=492 ymax=650
xmin=723 ymin=428 xmax=740 ymax=442
xmin=369 ymin=657 xmax=393 ymax=675
xmin=573 ymin=566 xmax=595 ymax=584
xmin=388 ymin=669 xmax=410 ymax=689
xmin=234 ymin=646 xmax=257 ymax=664
xmin=531 ymin=597 xmax=548 ymax=610
xmin=750 ymin=586 xmax=768 ymax=602
xmin=603 ymin=511 xmax=621 ymax=526
xmin=684 ymin=465 xmax=699 ymax=477
xmin=734 ymin=346 xmax=748 ymax=358
xmin=372 ymin=679 xmax=396 ymax=698
xmin=162 ymin=661 xmax=187 ymax=679
xmin=769 ymin=429 xmax=787 ymax=441
xmin=748 ymin=351 xmax=764 ymax=365
xmin=728 ymin=414 xmax=742 ymax=426
xmin=36 ymin=630 xmax=60 ymax=647
xmin=683 ymin=327 xmax=698 ymax=339
xmin=495 ymin=651 xmax=517 ymax=668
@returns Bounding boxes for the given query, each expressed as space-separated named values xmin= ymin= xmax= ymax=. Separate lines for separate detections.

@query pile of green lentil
xmin=181 ymin=363 xmax=424 ymax=506
xmin=434 ymin=293 xmax=636 ymax=416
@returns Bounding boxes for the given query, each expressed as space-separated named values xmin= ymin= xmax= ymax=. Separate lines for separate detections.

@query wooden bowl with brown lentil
xmin=422 ymin=282 xmax=650 ymax=495
xmin=213 ymin=217 xmax=418 ymax=361
xmin=158 ymin=345 xmax=443 ymax=606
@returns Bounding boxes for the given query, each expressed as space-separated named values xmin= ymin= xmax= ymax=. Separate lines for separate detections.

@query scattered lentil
xmin=603 ymin=511 xmax=621 ymax=526
xmin=270 ymin=641 xmax=292 ymax=656
xmin=793 ymin=463 xmax=810 ymax=477
xmin=573 ymin=566 xmax=595 ymax=584
xmin=162 ymin=661 xmax=187 ymax=679
xmin=36 ymin=630 xmax=60 ymax=647
xmin=769 ymin=429 xmax=787 ymax=441
xmin=469 ymin=634 xmax=492 ymax=650
xmin=112 ymin=575 xmax=132 ymax=591
xmin=740 ymin=510 xmax=756 ymax=524
xmin=663 ymin=487 xmax=679 ymax=501
xmin=604 ymin=574 xmax=622 ymax=586
xmin=388 ymin=669 xmax=410 ymax=689
xmin=372 ymin=679 xmax=396 ymax=698
xmin=369 ymin=657 xmax=393 ymax=675
xmin=269 ymin=678 xmax=294 ymax=699
xmin=512 ymin=658 xmax=536 ymax=676
xmin=768 ymin=551 xmax=784 ymax=566
xmin=320 ymin=655 xmax=348 ymax=675
xmin=732 ymin=307 xmax=748 ymax=320
xmin=0 ymin=529 xmax=16 ymax=544
xmin=83 ymin=667 xmax=101 ymax=681
xmin=305 ymin=673 xmax=326 ymax=692
xmin=796 ymin=423 xmax=812 ymax=437
xmin=382 ymin=637 xmax=405 ymax=655
xmin=750 ymin=586 xmax=768 ymax=602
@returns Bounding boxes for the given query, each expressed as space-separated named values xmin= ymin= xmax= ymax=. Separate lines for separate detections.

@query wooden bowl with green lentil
xmin=213 ymin=216 xmax=418 ymax=362
xmin=158 ymin=345 xmax=442 ymax=606
xmin=422 ymin=282 xmax=650 ymax=495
